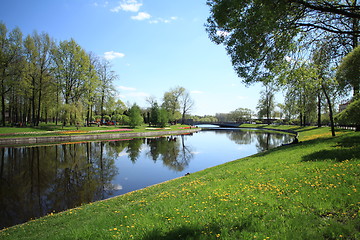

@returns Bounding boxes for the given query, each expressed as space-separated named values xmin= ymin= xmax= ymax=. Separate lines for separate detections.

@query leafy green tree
xmin=128 ymin=103 xmax=143 ymax=128
xmin=84 ymin=52 xmax=100 ymax=126
xmin=279 ymin=60 xmax=318 ymax=126
xmin=228 ymin=108 xmax=253 ymax=122
xmin=0 ymin=24 xmax=23 ymax=126
xmin=52 ymin=39 xmax=91 ymax=125
xmin=157 ymin=107 xmax=169 ymax=128
xmin=256 ymin=84 xmax=275 ymax=123
xmin=336 ymin=45 xmax=360 ymax=97
xmin=336 ymin=97 xmax=360 ymax=131
xmin=162 ymin=86 xmax=184 ymax=122
xmin=149 ymin=102 xmax=160 ymax=126
xmin=180 ymin=90 xmax=194 ymax=124
xmin=23 ymin=32 xmax=55 ymax=126
xmin=312 ymin=39 xmax=340 ymax=136
xmin=96 ymin=59 xmax=117 ymax=123
xmin=206 ymin=0 xmax=360 ymax=85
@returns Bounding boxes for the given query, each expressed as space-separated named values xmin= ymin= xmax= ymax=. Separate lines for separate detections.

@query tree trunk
xmin=36 ymin=77 xmax=42 ymax=126
xmin=322 ymin=84 xmax=335 ymax=136
xmin=317 ymin=93 xmax=321 ymax=127
xmin=31 ymin=76 xmax=36 ymax=126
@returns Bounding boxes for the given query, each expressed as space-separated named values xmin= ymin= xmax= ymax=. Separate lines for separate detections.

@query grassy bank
xmin=0 ymin=124 xmax=193 ymax=139
xmin=0 ymin=126 xmax=359 ymax=239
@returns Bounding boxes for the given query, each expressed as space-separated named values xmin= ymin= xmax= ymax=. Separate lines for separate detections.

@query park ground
xmin=0 ymin=125 xmax=359 ymax=239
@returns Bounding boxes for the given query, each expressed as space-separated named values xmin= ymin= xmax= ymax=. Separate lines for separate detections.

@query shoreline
xmin=0 ymin=128 xmax=201 ymax=147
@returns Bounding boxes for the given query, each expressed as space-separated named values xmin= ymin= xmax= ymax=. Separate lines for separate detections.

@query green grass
xmin=0 ymin=126 xmax=359 ymax=239
xmin=0 ymin=124 xmax=193 ymax=138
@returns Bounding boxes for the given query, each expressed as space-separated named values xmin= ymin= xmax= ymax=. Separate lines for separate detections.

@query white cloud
xmin=104 ymin=51 xmax=125 ymax=60
xmin=118 ymin=86 xmax=136 ymax=91
xmin=149 ymin=16 xmax=178 ymax=24
xmin=131 ymin=12 xmax=151 ymax=20
xmin=93 ymin=1 xmax=109 ymax=7
xmin=111 ymin=0 xmax=142 ymax=12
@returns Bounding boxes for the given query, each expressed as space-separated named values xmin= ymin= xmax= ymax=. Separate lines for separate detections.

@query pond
xmin=0 ymin=128 xmax=292 ymax=229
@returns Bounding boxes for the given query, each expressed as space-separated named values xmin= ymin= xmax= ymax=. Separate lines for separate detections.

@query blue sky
xmin=0 ymin=0 xmax=276 ymax=116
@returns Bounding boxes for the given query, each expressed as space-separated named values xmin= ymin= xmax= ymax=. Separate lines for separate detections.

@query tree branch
xmin=298 ymin=22 xmax=360 ymax=35
xmin=291 ymin=0 xmax=360 ymax=19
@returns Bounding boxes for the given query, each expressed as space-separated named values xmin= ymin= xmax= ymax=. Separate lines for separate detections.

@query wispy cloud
xmin=93 ymin=1 xmax=109 ymax=8
xmin=131 ymin=12 xmax=151 ymax=20
xmin=111 ymin=0 xmax=142 ymax=12
xmin=118 ymin=86 xmax=136 ymax=91
xmin=149 ymin=16 xmax=178 ymax=24
xmin=104 ymin=51 xmax=125 ymax=60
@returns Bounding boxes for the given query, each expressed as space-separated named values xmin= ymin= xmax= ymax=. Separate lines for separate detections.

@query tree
xmin=23 ymin=32 xmax=55 ymax=126
xmin=52 ymin=39 xmax=91 ymax=125
xmin=312 ymin=39 xmax=340 ymax=136
xmin=256 ymin=84 xmax=275 ymax=123
xmin=162 ymin=86 xmax=184 ymax=122
xmin=335 ymin=97 xmax=360 ymax=131
xmin=228 ymin=108 xmax=253 ymax=122
xmin=336 ymin=45 xmax=360 ymax=97
xmin=128 ymin=103 xmax=143 ymax=128
xmin=206 ymin=0 xmax=360 ymax=85
xmin=277 ymin=58 xmax=319 ymax=126
xmin=149 ymin=102 xmax=160 ymax=126
xmin=96 ymin=59 xmax=117 ymax=123
xmin=179 ymin=90 xmax=194 ymax=124
xmin=0 ymin=24 xmax=23 ymax=126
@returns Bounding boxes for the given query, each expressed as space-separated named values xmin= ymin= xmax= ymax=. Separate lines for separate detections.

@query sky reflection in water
xmin=0 ymin=129 xmax=291 ymax=229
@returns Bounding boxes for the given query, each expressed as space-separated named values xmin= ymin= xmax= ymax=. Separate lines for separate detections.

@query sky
xmin=0 ymin=0 xmax=279 ymax=116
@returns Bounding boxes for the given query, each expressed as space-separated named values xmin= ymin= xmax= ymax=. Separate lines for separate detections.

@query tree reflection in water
xmin=0 ymin=130 xmax=290 ymax=229
xmin=145 ymin=135 xmax=194 ymax=172
xmin=0 ymin=142 xmax=120 ymax=229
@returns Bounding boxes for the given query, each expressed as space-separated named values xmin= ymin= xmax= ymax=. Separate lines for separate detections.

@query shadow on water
xmin=302 ymin=135 xmax=360 ymax=162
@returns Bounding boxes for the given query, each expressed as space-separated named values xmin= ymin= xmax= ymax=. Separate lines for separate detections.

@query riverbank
xmin=0 ymin=125 xmax=200 ymax=147
xmin=1 ymin=126 xmax=359 ymax=239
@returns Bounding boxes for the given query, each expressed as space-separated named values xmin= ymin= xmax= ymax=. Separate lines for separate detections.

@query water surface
xmin=0 ymin=129 xmax=291 ymax=229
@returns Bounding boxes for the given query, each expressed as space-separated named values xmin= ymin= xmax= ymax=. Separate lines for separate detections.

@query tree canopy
xmin=336 ymin=45 xmax=360 ymax=96
xmin=206 ymin=0 xmax=360 ymax=85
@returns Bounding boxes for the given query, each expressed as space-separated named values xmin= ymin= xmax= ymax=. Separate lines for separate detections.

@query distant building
xmin=339 ymin=101 xmax=350 ymax=112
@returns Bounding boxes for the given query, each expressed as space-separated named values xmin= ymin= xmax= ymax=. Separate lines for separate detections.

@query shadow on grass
xmin=142 ymin=222 xmax=251 ymax=240
xmin=302 ymin=135 xmax=360 ymax=162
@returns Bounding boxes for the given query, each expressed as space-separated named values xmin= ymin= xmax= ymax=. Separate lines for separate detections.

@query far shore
xmin=0 ymin=128 xmax=201 ymax=147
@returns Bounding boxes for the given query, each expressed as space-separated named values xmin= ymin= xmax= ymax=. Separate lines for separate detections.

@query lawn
xmin=0 ymin=123 xmax=193 ymax=138
xmin=0 ymin=126 xmax=359 ymax=239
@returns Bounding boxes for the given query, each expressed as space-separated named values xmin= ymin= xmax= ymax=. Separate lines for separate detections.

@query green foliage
xmin=128 ymin=104 xmax=143 ymax=128
xmin=335 ymin=98 xmax=360 ymax=129
xmin=216 ymin=108 xmax=253 ymax=122
xmin=149 ymin=102 xmax=169 ymax=127
xmin=257 ymin=84 xmax=275 ymax=120
xmin=162 ymin=87 xmax=184 ymax=122
xmin=336 ymin=45 xmax=360 ymax=96
xmin=157 ymin=108 xmax=169 ymax=128
xmin=206 ymin=0 xmax=359 ymax=85
xmin=0 ymin=23 xmax=118 ymax=127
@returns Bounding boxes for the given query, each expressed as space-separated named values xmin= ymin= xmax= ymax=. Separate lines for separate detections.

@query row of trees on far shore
xmin=0 ymin=23 xmax=195 ymax=128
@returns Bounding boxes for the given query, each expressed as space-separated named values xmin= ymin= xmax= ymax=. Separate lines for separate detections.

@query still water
xmin=0 ymin=129 xmax=292 ymax=229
